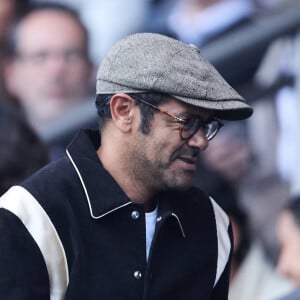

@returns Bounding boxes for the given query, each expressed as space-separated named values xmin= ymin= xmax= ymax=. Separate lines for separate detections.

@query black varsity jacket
xmin=0 ymin=130 xmax=232 ymax=300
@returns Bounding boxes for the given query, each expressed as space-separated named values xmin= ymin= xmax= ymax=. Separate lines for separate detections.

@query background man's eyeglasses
xmin=131 ymin=96 xmax=223 ymax=141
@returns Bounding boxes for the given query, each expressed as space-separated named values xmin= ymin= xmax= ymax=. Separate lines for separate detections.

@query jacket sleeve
xmin=0 ymin=208 xmax=50 ymax=300
xmin=0 ymin=186 xmax=69 ymax=300
xmin=209 ymin=196 xmax=234 ymax=300
xmin=210 ymin=222 xmax=233 ymax=300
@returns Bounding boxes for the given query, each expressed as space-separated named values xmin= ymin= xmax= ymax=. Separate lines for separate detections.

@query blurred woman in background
xmin=277 ymin=196 xmax=300 ymax=299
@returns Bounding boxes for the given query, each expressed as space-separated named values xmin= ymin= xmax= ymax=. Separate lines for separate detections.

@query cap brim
xmin=172 ymin=95 xmax=253 ymax=121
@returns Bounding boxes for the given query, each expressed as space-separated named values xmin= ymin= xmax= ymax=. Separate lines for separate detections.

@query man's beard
xmin=129 ymin=142 xmax=200 ymax=192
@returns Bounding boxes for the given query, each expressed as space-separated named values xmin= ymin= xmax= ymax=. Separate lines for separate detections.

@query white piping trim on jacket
xmin=171 ymin=213 xmax=186 ymax=238
xmin=66 ymin=149 xmax=131 ymax=219
xmin=209 ymin=196 xmax=231 ymax=287
xmin=0 ymin=186 xmax=69 ymax=300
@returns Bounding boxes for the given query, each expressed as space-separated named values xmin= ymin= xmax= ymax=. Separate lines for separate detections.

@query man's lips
xmin=175 ymin=156 xmax=197 ymax=171
xmin=178 ymin=156 xmax=197 ymax=164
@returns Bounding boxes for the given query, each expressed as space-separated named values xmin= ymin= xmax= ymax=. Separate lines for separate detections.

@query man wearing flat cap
xmin=0 ymin=33 xmax=252 ymax=299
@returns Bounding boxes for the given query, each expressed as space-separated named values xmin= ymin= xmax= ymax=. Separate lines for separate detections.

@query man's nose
xmin=186 ymin=129 xmax=209 ymax=151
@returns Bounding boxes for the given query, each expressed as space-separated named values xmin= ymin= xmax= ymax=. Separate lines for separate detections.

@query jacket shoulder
xmin=0 ymin=185 xmax=69 ymax=298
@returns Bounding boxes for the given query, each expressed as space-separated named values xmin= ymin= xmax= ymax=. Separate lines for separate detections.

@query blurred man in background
xmin=4 ymin=3 xmax=93 ymax=134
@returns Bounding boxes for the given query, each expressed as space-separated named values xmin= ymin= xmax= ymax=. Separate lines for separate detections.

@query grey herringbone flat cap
xmin=96 ymin=33 xmax=253 ymax=120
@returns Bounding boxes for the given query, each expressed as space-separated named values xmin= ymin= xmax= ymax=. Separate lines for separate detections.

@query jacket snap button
xmin=131 ymin=211 xmax=140 ymax=220
xmin=133 ymin=271 xmax=142 ymax=279
xmin=156 ymin=216 xmax=162 ymax=222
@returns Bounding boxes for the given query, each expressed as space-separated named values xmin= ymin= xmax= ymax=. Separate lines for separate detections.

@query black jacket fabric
xmin=0 ymin=130 xmax=232 ymax=300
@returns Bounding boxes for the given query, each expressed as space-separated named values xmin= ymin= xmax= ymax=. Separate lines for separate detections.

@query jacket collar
xmin=66 ymin=130 xmax=186 ymax=237
xmin=66 ymin=129 xmax=132 ymax=219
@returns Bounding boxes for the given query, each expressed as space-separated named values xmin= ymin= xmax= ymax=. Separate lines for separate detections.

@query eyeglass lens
xmin=181 ymin=119 xmax=222 ymax=141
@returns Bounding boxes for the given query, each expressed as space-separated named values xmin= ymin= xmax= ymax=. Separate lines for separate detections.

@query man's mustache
xmin=172 ymin=146 xmax=200 ymax=161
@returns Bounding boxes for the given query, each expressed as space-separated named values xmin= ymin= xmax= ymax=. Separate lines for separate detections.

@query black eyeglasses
xmin=131 ymin=96 xmax=223 ymax=141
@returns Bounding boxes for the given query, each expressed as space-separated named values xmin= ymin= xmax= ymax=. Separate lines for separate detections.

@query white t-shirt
xmin=145 ymin=207 xmax=158 ymax=260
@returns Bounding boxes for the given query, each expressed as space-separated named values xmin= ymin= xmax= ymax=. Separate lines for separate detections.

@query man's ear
xmin=110 ymin=93 xmax=135 ymax=132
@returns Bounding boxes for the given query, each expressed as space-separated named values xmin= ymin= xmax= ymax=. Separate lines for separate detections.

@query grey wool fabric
xmin=96 ymin=33 xmax=253 ymax=120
